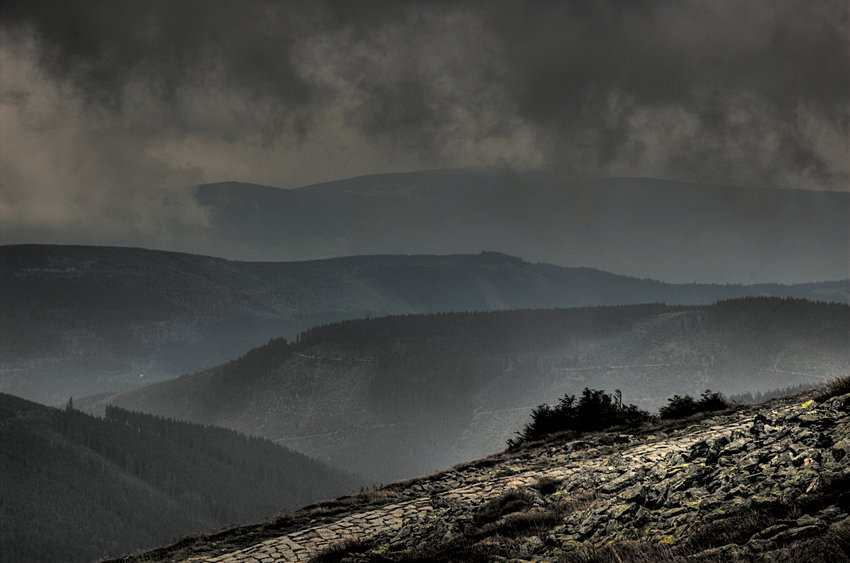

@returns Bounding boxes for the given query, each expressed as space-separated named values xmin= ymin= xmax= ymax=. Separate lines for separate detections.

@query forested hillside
xmin=0 ymin=393 xmax=358 ymax=563
xmin=2 ymin=244 xmax=846 ymax=406
xmin=84 ymin=298 xmax=850 ymax=482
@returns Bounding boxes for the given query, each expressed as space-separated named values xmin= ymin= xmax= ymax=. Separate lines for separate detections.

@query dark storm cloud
xmin=6 ymin=0 xmax=847 ymax=158
xmin=477 ymin=0 xmax=849 ymax=184
xmin=0 ymin=0 xmax=847 ymax=241
xmin=1 ymin=0 xmax=321 ymax=137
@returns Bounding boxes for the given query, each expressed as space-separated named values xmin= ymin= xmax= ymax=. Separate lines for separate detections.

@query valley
xmin=81 ymin=298 xmax=850 ymax=483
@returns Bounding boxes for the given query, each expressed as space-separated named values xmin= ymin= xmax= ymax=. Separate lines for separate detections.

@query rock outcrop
xmin=116 ymin=388 xmax=850 ymax=562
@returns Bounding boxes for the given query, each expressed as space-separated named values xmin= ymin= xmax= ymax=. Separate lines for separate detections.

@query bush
xmin=473 ymin=489 xmax=535 ymax=526
xmin=659 ymin=390 xmax=729 ymax=420
xmin=814 ymin=373 xmax=850 ymax=402
xmin=507 ymin=388 xmax=651 ymax=448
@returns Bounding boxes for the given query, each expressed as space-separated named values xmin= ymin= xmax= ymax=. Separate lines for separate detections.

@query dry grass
xmin=473 ymin=489 xmax=536 ymax=526
xmin=309 ymin=536 xmax=374 ymax=563
xmin=371 ymin=536 xmax=513 ymax=563
xmin=781 ymin=517 xmax=850 ymax=562
xmin=562 ymin=540 xmax=683 ymax=562
xmin=353 ymin=490 xmax=600 ymax=562
xmin=284 ymin=487 xmax=405 ymax=521
xmin=814 ymin=373 xmax=850 ymax=402
xmin=483 ymin=489 xmax=598 ymax=540
xmin=676 ymin=504 xmax=792 ymax=553
xmin=489 ymin=506 xmax=567 ymax=538
xmin=565 ymin=516 xmax=850 ymax=563
xmin=534 ymin=475 xmax=564 ymax=495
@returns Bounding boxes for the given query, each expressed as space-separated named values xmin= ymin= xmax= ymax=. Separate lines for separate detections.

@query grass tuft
xmin=309 ymin=537 xmax=374 ymax=563
xmin=473 ymin=489 xmax=535 ymax=526
xmin=567 ymin=540 xmax=683 ymax=562
xmin=676 ymin=504 xmax=791 ymax=553
xmin=814 ymin=373 xmax=850 ymax=402
xmin=534 ymin=475 xmax=563 ymax=496
xmin=782 ymin=517 xmax=850 ymax=562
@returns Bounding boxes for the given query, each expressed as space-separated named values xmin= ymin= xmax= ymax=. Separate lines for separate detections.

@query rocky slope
xmin=116 ymin=383 xmax=850 ymax=562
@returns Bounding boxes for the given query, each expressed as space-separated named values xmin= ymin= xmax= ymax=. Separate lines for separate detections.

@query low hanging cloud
xmin=0 ymin=0 xmax=847 ymax=243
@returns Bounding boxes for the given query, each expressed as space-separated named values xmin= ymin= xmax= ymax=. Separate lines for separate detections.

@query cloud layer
xmin=1 ymin=0 xmax=847 ymax=242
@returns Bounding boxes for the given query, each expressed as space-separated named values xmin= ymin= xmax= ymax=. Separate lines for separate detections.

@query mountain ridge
xmin=5 ymin=245 xmax=846 ymax=406
xmin=169 ymin=169 xmax=850 ymax=283
xmin=4 ymin=170 xmax=846 ymax=283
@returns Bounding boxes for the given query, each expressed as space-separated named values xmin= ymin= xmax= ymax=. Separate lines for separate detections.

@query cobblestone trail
xmin=202 ymin=408 xmax=765 ymax=562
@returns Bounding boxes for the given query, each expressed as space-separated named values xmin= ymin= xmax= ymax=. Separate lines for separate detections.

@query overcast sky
xmin=1 ymin=0 xmax=847 ymax=241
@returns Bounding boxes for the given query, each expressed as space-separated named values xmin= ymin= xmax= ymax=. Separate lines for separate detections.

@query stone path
xmin=201 ymin=408 xmax=764 ymax=562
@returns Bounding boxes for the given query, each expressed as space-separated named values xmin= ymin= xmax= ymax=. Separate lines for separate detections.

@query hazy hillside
xmin=0 ymin=393 xmax=358 ymax=563
xmin=181 ymin=170 xmax=849 ymax=284
xmin=84 ymin=298 xmax=850 ymax=483
xmin=4 ymin=245 xmax=845 ymax=406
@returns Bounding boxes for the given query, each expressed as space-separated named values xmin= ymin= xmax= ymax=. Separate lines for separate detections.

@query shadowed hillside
xmin=0 ymin=393 xmax=358 ymax=563
xmin=4 ymin=245 xmax=845 ymax=405
xmin=83 ymin=298 xmax=850 ymax=483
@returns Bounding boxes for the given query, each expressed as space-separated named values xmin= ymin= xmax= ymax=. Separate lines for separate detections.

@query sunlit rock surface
xmin=117 ymin=387 xmax=850 ymax=562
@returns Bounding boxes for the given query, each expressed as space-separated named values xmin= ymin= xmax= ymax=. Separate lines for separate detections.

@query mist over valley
xmin=79 ymin=298 xmax=850 ymax=483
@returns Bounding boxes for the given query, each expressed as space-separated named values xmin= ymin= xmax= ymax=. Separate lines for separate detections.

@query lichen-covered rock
xmin=347 ymin=392 xmax=850 ymax=562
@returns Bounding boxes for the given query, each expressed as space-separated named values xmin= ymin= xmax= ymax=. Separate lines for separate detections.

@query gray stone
xmin=771 ymin=525 xmax=822 ymax=543
xmin=619 ymin=483 xmax=646 ymax=504
xmin=600 ymin=469 xmax=642 ymax=493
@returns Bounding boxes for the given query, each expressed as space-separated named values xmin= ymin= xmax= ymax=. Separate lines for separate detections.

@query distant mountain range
xmin=2 ymin=245 xmax=846 ymax=405
xmin=7 ymin=170 xmax=844 ymax=284
xmin=170 ymin=170 xmax=847 ymax=284
xmin=0 ymin=392 xmax=357 ymax=563
xmin=81 ymin=298 xmax=850 ymax=483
